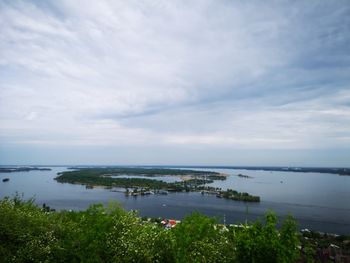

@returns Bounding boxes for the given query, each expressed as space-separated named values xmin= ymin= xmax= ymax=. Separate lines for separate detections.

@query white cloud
xmin=0 ymin=0 xmax=349 ymax=165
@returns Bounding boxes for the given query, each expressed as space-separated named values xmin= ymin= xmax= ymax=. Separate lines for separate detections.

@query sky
xmin=0 ymin=0 xmax=350 ymax=166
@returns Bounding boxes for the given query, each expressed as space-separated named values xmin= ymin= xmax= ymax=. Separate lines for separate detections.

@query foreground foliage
xmin=0 ymin=196 xmax=302 ymax=263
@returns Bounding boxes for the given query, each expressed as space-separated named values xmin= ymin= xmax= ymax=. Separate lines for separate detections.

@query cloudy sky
xmin=0 ymin=0 xmax=349 ymax=166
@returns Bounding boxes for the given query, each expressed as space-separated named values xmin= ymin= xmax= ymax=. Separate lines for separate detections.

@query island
xmin=237 ymin=173 xmax=254 ymax=179
xmin=199 ymin=186 xmax=260 ymax=202
xmin=62 ymin=167 xmax=224 ymax=177
xmin=55 ymin=167 xmax=260 ymax=202
xmin=55 ymin=168 xmax=224 ymax=191
xmin=0 ymin=167 xmax=52 ymax=173
xmin=219 ymin=189 xmax=260 ymax=202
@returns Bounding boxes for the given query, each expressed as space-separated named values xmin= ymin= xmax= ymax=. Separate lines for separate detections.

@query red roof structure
xmin=169 ymin=219 xmax=176 ymax=226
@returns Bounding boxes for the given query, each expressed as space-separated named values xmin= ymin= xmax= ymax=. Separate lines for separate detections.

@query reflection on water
xmin=0 ymin=167 xmax=350 ymax=234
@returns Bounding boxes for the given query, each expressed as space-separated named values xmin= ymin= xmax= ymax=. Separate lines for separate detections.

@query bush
xmin=0 ymin=197 xmax=301 ymax=263
xmin=234 ymin=212 xmax=300 ymax=263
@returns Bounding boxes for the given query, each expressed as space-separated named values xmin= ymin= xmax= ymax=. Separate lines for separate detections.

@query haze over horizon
xmin=1 ymin=1 xmax=349 ymax=166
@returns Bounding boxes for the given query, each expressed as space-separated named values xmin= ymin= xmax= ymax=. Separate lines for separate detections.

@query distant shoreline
xmin=141 ymin=165 xmax=350 ymax=176
xmin=1 ymin=165 xmax=349 ymax=176
xmin=0 ymin=167 xmax=52 ymax=173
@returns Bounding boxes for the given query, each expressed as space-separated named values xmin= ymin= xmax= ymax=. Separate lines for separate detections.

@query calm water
xmin=0 ymin=167 xmax=349 ymax=234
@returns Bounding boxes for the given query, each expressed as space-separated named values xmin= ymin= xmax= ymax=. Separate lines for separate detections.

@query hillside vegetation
xmin=0 ymin=196 xmax=306 ymax=263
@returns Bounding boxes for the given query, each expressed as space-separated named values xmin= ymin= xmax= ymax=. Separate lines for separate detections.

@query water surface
xmin=1 ymin=167 xmax=349 ymax=234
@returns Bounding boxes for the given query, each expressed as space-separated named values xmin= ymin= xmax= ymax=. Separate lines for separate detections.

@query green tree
xmin=234 ymin=212 xmax=300 ymax=263
xmin=0 ymin=196 xmax=305 ymax=263
xmin=0 ymin=196 xmax=61 ymax=262
xmin=172 ymin=212 xmax=235 ymax=263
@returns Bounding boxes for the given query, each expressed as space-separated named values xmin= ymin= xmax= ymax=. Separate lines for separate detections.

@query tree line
xmin=0 ymin=196 xmax=313 ymax=263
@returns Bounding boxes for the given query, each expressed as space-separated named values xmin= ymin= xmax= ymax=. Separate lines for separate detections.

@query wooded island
xmin=55 ymin=167 xmax=260 ymax=202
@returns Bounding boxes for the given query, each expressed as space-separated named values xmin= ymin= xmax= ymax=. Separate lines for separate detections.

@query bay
xmin=0 ymin=166 xmax=349 ymax=235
